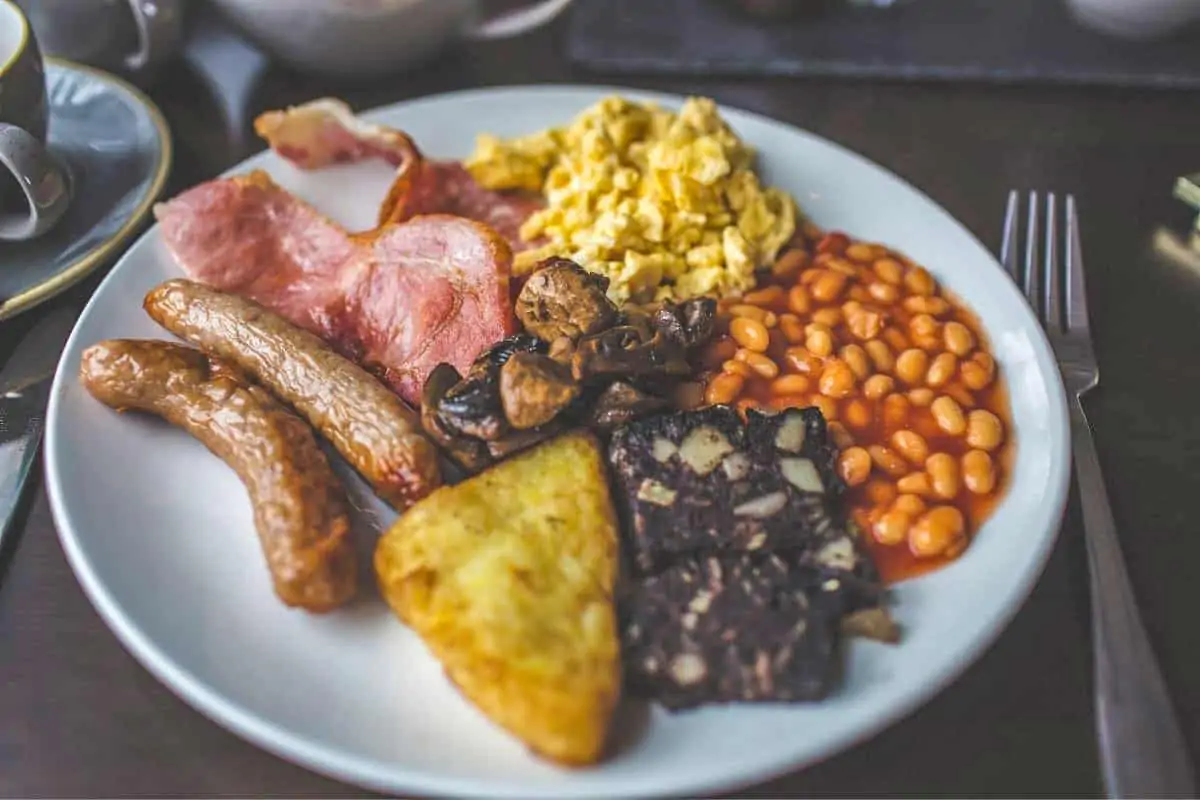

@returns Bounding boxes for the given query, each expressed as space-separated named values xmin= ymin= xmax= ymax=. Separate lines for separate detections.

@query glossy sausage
xmin=143 ymin=279 xmax=442 ymax=509
xmin=79 ymin=339 xmax=356 ymax=612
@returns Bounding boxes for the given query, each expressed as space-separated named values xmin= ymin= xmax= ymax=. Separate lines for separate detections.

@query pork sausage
xmin=79 ymin=339 xmax=357 ymax=612
xmin=143 ymin=279 xmax=442 ymax=509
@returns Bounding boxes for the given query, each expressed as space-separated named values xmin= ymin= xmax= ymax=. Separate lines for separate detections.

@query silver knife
xmin=0 ymin=308 xmax=77 ymax=554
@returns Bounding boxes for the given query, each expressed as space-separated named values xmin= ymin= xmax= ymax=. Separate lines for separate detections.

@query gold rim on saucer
xmin=0 ymin=56 xmax=173 ymax=321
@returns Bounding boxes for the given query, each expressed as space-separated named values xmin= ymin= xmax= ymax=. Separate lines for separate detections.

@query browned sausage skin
xmin=79 ymin=339 xmax=357 ymax=612
xmin=143 ymin=279 xmax=442 ymax=510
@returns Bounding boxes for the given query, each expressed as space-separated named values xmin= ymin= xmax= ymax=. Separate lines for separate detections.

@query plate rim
xmin=43 ymin=83 xmax=1072 ymax=799
xmin=0 ymin=57 xmax=174 ymax=321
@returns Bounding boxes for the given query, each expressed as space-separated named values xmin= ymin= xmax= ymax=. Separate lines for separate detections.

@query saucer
xmin=0 ymin=58 xmax=172 ymax=320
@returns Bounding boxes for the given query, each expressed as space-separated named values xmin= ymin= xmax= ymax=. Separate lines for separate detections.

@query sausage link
xmin=143 ymin=279 xmax=442 ymax=509
xmin=79 ymin=339 xmax=356 ymax=612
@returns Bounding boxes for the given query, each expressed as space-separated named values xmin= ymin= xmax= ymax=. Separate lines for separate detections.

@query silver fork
xmin=1002 ymin=192 xmax=1196 ymax=798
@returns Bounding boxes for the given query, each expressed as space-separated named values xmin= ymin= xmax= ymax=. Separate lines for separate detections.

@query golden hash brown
xmin=374 ymin=431 xmax=621 ymax=766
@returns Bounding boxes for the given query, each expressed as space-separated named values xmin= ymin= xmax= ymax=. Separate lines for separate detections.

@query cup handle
xmin=465 ymin=0 xmax=575 ymax=40
xmin=123 ymin=0 xmax=185 ymax=71
xmin=0 ymin=124 xmax=71 ymax=242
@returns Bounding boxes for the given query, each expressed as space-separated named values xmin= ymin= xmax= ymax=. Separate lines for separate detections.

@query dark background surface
xmin=3 ymin=5 xmax=1200 ymax=797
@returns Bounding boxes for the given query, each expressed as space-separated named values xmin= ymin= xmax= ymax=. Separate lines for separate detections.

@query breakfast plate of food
xmin=43 ymin=86 xmax=1071 ymax=798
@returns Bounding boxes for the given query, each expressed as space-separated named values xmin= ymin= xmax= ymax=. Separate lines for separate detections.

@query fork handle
xmin=1072 ymin=401 xmax=1196 ymax=798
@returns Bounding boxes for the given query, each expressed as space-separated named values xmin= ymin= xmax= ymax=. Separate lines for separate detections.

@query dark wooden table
xmin=3 ymin=11 xmax=1200 ymax=798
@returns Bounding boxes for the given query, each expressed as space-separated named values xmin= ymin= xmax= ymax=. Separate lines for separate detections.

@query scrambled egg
xmin=464 ymin=96 xmax=798 ymax=303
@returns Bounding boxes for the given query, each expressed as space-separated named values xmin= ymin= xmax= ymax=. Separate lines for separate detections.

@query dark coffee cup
xmin=0 ymin=0 xmax=71 ymax=241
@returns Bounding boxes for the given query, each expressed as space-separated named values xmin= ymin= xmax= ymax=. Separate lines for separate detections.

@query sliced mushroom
xmin=588 ymin=381 xmax=669 ymax=429
xmin=419 ymin=363 xmax=492 ymax=474
xmin=436 ymin=334 xmax=543 ymax=441
xmin=499 ymin=352 xmax=580 ymax=430
xmin=652 ymin=297 xmax=718 ymax=350
xmin=515 ymin=258 xmax=618 ymax=342
xmin=571 ymin=326 xmax=691 ymax=383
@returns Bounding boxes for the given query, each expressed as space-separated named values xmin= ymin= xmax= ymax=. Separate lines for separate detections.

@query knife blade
xmin=0 ymin=308 xmax=77 ymax=556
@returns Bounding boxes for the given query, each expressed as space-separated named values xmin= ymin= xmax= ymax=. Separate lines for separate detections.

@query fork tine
xmin=1044 ymin=192 xmax=1062 ymax=332
xmin=1001 ymin=189 xmax=1021 ymax=283
xmin=1023 ymin=191 xmax=1042 ymax=316
xmin=1065 ymin=194 xmax=1090 ymax=333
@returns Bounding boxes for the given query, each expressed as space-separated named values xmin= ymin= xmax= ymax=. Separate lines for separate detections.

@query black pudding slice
xmin=620 ymin=553 xmax=850 ymax=709
xmin=608 ymin=405 xmax=856 ymax=575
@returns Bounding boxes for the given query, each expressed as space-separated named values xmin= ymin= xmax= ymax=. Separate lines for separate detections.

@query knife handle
xmin=0 ymin=380 xmax=50 ymax=553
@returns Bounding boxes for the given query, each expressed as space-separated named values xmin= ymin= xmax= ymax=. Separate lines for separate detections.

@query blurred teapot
xmin=207 ymin=0 xmax=574 ymax=80
xmin=15 ymin=0 xmax=185 ymax=78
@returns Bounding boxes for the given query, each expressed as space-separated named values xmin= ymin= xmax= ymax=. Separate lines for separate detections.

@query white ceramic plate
xmin=44 ymin=86 xmax=1071 ymax=799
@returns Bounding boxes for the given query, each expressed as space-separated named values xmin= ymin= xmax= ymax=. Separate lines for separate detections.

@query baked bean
xmin=771 ymin=248 xmax=808 ymax=280
xmin=891 ymin=430 xmax=929 ymax=465
xmin=827 ymin=421 xmax=855 ymax=449
xmin=865 ymin=340 xmax=895 ymax=373
xmin=869 ymin=445 xmax=910 ymax=478
xmin=762 ymin=311 xmax=778 ymax=328
xmin=944 ymin=382 xmax=976 ymax=409
xmin=817 ymin=232 xmax=849 ymax=255
xmin=893 ymin=493 xmax=926 ymax=516
xmin=844 ymin=399 xmax=873 ymax=430
xmin=961 ymin=351 xmax=996 ymax=390
xmin=897 ymin=471 xmax=932 ymax=496
xmin=865 ymin=478 xmax=898 ymax=507
xmin=909 ymin=506 xmax=965 ymax=558
xmin=926 ymin=352 xmax=958 ymax=388
xmin=779 ymin=313 xmax=806 ymax=344
xmin=907 ymin=387 xmax=935 ymax=407
xmin=841 ymin=344 xmax=871 ymax=379
xmin=846 ymin=242 xmax=878 ymax=262
xmin=962 ymin=449 xmax=997 ymax=494
xmin=743 ymin=285 xmax=785 ymax=307
xmin=812 ymin=307 xmax=843 ymax=328
xmin=771 ymin=374 xmax=811 ymax=396
xmin=863 ymin=373 xmax=895 ymax=400
xmin=784 ymin=346 xmax=822 ymax=374
xmin=874 ymin=257 xmax=903 ymax=285
xmin=882 ymin=326 xmax=910 ymax=353
xmin=818 ymin=358 xmax=856 ymax=398
xmin=826 ymin=257 xmax=859 ymax=277
xmin=805 ymin=323 xmax=835 ymax=357
xmin=882 ymin=393 xmax=910 ymax=428
xmin=904 ymin=266 xmax=936 ymax=296
xmin=722 ymin=359 xmax=754 ymax=378
xmin=730 ymin=304 xmax=768 ymax=322
xmin=909 ymin=313 xmax=940 ymax=339
xmin=838 ymin=446 xmax=871 ymax=486
xmin=943 ymin=321 xmax=975 ymax=356
xmin=931 ymin=395 xmax=967 ymax=435
xmin=895 ymin=349 xmax=929 ymax=385
xmin=873 ymin=509 xmax=911 ymax=546
xmin=868 ymin=281 xmax=900 ymax=304
xmin=966 ymin=409 xmax=1004 ymax=450
xmin=740 ymin=350 xmax=780 ymax=380
xmin=811 ymin=395 xmax=839 ymax=421
xmin=847 ymin=306 xmax=884 ymax=340
xmin=706 ymin=372 xmax=744 ymax=405
xmin=730 ymin=317 xmax=770 ymax=352
xmin=799 ymin=268 xmax=821 ymax=285
xmin=925 ymin=452 xmax=960 ymax=499
xmin=811 ymin=270 xmax=848 ymax=302
xmin=904 ymin=296 xmax=951 ymax=317
xmin=787 ymin=285 xmax=812 ymax=314
xmin=702 ymin=337 xmax=737 ymax=368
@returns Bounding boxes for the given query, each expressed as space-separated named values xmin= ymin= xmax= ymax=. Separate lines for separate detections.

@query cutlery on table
xmin=0 ymin=307 xmax=76 ymax=557
xmin=1001 ymin=191 xmax=1197 ymax=799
